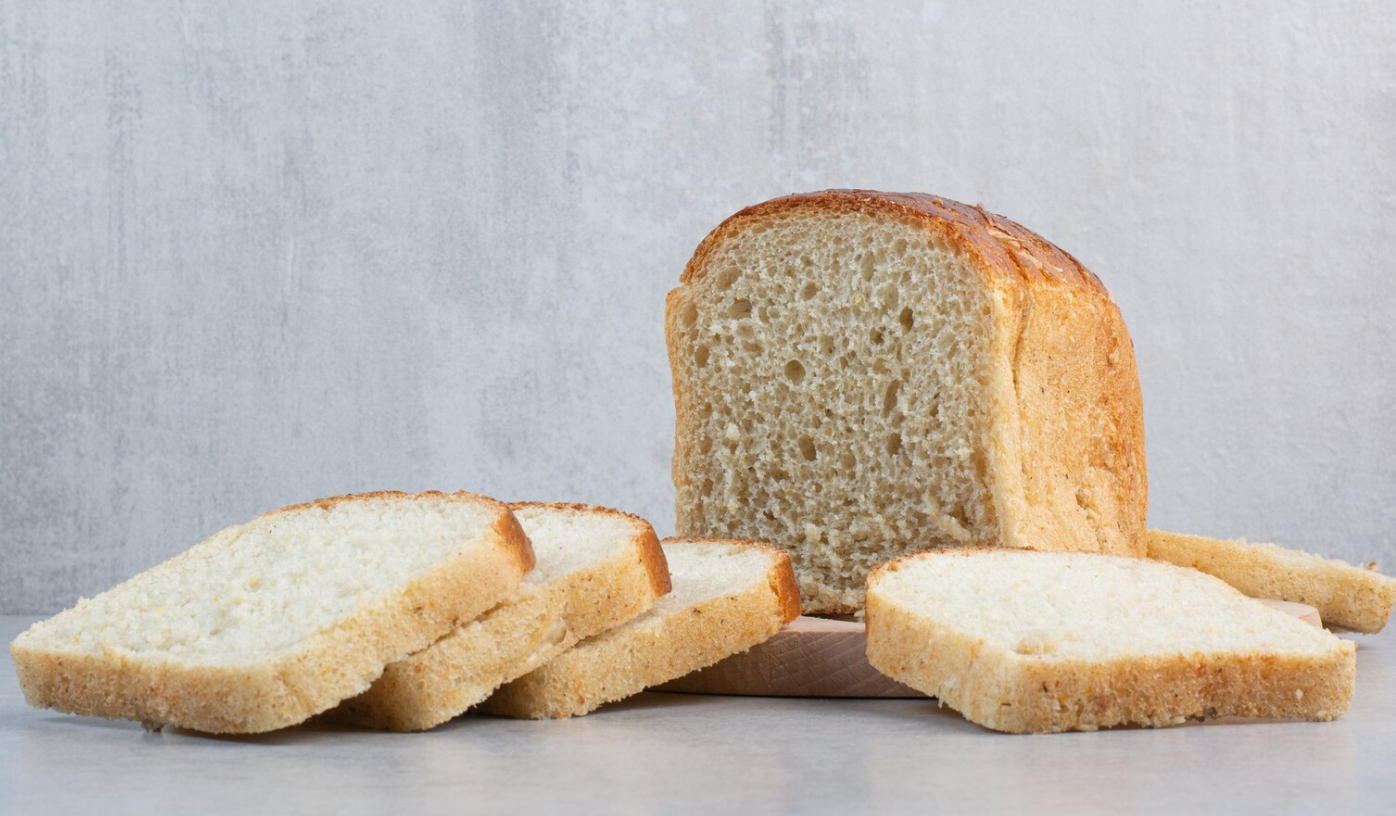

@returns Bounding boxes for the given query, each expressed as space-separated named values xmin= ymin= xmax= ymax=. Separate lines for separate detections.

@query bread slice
xmin=865 ymin=548 xmax=1356 ymax=733
xmin=1148 ymin=529 xmax=1396 ymax=634
xmin=667 ymin=190 xmax=1147 ymax=613
xmin=10 ymin=491 xmax=531 ymax=733
xmin=483 ymin=537 xmax=802 ymax=719
xmin=328 ymin=502 xmax=671 ymax=731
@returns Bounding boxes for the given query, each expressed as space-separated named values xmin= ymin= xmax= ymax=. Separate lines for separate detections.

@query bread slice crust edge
xmin=329 ymin=501 xmax=672 ymax=731
xmin=1147 ymin=529 xmax=1396 ymax=634
xmin=10 ymin=490 xmax=533 ymax=734
xmin=483 ymin=537 xmax=801 ymax=719
xmin=864 ymin=548 xmax=1357 ymax=734
xmin=508 ymin=500 xmax=673 ymax=605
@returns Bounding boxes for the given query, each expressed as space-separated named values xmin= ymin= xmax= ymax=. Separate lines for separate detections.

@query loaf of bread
xmin=1148 ymin=529 xmax=1396 ymax=633
xmin=10 ymin=491 xmax=532 ymax=733
xmin=667 ymin=190 xmax=1147 ymax=613
xmin=329 ymin=502 xmax=670 ymax=731
xmin=865 ymin=548 xmax=1356 ymax=733
xmin=483 ymin=537 xmax=801 ymax=719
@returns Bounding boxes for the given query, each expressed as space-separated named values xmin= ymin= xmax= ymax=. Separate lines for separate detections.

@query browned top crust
xmin=660 ymin=536 xmax=804 ymax=623
xmin=680 ymin=189 xmax=1107 ymax=295
xmin=510 ymin=501 xmax=672 ymax=597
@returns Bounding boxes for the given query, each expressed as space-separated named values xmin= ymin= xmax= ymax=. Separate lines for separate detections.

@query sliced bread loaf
xmin=667 ymin=190 xmax=1147 ymax=613
xmin=1148 ymin=529 xmax=1396 ymax=633
xmin=329 ymin=502 xmax=670 ymax=731
xmin=865 ymin=548 xmax=1356 ymax=733
xmin=10 ymin=491 xmax=531 ymax=733
xmin=483 ymin=537 xmax=801 ymax=719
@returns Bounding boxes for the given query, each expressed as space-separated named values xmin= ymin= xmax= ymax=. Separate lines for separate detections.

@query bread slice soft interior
xmin=667 ymin=190 xmax=1146 ymax=613
xmin=483 ymin=537 xmax=801 ymax=720
xmin=865 ymin=547 xmax=1356 ymax=734
xmin=10 ymin=491 xmax=531 ymax=734
xmin=1148 ymin=529 xmax=1396 ymax=634
xmin=329 ymin=502 xmax=670 ymax=731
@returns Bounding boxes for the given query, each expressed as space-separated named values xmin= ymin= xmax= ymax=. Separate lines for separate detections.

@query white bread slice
xmin=1148 ymin=529 xmax=1396 ymax=634
xmin=866 ymin=548 xmax=1356 ymax=733
xmin=329 ymin=502 xmax=671 ymax=731
xmin=667 ymin=190 xmax=1147 ymax=614
xmin=483 ymin=537 xmax=802 ymax=719
xmin=10 ymin=491 xmax=531 ymax=734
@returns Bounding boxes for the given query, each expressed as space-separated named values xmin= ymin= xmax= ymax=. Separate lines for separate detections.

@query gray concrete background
xmin=3 ymin=1 xmax=1393 ymax=613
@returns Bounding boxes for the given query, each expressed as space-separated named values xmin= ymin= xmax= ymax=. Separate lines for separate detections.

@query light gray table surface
xmin=1 ymin=615 xmax=1391 ymax=815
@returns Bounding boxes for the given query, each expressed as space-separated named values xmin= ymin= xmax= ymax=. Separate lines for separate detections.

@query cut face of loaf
xmin=667 ymin=190 xmax=1147 ymax=613
xmin=10 ymin=491 xmax=532 ymax=733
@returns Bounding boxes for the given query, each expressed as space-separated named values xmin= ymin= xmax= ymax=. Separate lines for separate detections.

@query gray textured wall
xmin=3 ymin=1 xmax=1394 ymax=613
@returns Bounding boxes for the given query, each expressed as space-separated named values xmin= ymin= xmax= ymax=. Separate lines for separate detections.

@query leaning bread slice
xmin=484 ymin=537 xmax=802 ymax=719
xmin=865 ymin=548 xmax=1356 ymax=734
xmin=330 ymin=502 xmax=671 ymax=731
xmin=1147 ymin=529 xmax=1396 ymax=633
xmin=10 ymin=491 xmax=531 ymax=734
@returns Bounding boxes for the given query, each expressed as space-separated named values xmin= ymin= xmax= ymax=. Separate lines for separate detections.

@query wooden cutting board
xmin=655 ymin=598 xmax=1322 ymax=698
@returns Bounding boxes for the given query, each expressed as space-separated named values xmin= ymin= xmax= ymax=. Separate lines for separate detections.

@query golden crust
xmin=668 ymin=190 xmax=1148 ymax=614
xmin=1148 ymin=529 xmax=1396 ymax=634
xmin=680 ymin=190 xmax=1106 ymax=293
xmin=864 ymin=549 xmax=1357 ymax=733
xmin=326 ymin=585 xmax=571 ymax=731
xmin=985 ymin=225 xmax=1147 ymax=559
xmin=671 ymin=536 xmax=804 ymax=625
xmin=483 ymin=537 xmax=801 ymax=719
xmin=508 ymin=501 xmax=672 ymax=599
xmin=328 ymin=502 xmax=672 ymax=731
xmin=737 ymin=539 xmax=805 ymax=625
xmin=10 ymin=491 xmax=532 ymax=734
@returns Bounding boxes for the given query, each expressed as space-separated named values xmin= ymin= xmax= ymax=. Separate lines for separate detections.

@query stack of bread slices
xmin=10 ymin=492 xmax=799 ymax=733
